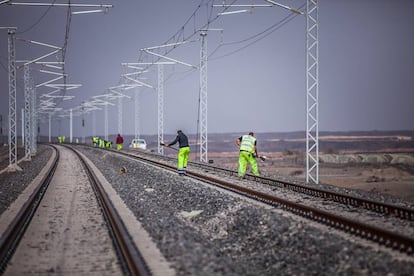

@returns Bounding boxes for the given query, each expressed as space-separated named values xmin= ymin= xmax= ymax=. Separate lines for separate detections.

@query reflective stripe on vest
xmin=240 ymin=135 xmax=256 ymax=153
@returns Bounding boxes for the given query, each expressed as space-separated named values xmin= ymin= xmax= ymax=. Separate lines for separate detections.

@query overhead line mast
xmin=306 ymin=0 xmax=319 ymax=184
xmin=140 ymin=42 xmax=197 ymax=155
xmin=3 ymin=27 xmax=21 ymax=171
xmin=213 ymin=1 xmax=318 ymax=184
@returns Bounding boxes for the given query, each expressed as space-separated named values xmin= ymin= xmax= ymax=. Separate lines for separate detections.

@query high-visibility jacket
xmin=239 ymin=135 xmax=256 ymax=153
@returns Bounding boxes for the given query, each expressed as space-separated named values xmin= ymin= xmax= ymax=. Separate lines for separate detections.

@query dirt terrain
xmin=206 ymin=152 xmax=414 ymax=203
xmin=194 ymin=131 xmax=414 ymax=203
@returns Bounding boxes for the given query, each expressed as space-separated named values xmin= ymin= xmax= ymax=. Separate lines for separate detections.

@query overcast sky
xmin=1 ymin=0 xmax=413 ymax=138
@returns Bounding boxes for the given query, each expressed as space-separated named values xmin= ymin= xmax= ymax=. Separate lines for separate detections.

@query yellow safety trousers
xmin=238 ymin=151 xmax=259 ymax=177
xmin=178 ymin=146 xmax=190 ymax=174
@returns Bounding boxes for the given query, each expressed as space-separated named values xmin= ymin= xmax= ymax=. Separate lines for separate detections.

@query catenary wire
xmin=16 ymin=0 xmax=57 ymax=35
xmin=208 ymin=2 xmax=306 ymax=61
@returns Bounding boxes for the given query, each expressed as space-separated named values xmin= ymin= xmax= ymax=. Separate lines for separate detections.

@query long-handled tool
xmin=160 ymin=142 xmax=178 ymax=151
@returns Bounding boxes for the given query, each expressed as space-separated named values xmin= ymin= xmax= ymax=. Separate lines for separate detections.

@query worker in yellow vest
xmin=99 ymin=137 xmax=105 ymax=148
xmin=92 ymin=136 xmax=99 ymax=147
xmin=236 ymin=132 xmax=259 ymax=179
xmin=105 ymin=140 xmax=112 ymax=148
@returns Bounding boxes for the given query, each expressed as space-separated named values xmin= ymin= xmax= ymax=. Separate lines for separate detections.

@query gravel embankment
xmin=0 ymin=144 xmax=52 ymax=215
xmin=78 ymin=146 xmax=414 ymax=275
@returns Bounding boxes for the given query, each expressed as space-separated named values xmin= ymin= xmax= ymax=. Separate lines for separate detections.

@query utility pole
xmin=141 ymin=42 xmax=197 ymax=155
xmin=3 ymin=27 xmax=21 ymax=171
xmin=108 ymin=85 xmax=132 ymax=137
xmin=31 ymin=86 xmax=37 ymax=155
xmin=92 ymin=110 xmax=96 ymax=137
xmin=213 ymin=1 xmax=318 ymax=183
xmin=199 ymin=30 xmax=208 ymax=163
xmin=69 ymin=108 xmax=73 ymax=143
xmin=90 ymin=94 xmax=116 ymax=141
xmin=104 ymin=95 xmax=109 ymax=141
xmin=158 ymin=63 xmax=165 ymax=155
xmin=23 ymin=64 xmax=32 ymax=160
xmin=118 ymin=97 xmax=122 ymax=135
xmin=21 ymin=108 xmax=24 ymax=147
xmin=306 ymin=0 xmax=319 ymax=184
xmin=134 ymin=90 xmax=140 ymax=139
xmin=121 ymin=64 xmax=152 ymax=142
xmin=48 ymin=113 xmax=51 ymax=142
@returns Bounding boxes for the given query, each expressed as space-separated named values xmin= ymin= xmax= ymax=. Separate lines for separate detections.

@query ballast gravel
xmin=0 ymin=145 xmax=52 ymax=215
xmin=78 ymin=146 xmax=414 ymax=276
xmin=1 ymin=145 xmax=413 ymax=275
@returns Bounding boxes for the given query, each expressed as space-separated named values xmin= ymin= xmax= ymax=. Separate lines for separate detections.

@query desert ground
xmin=187 ymin=131 xmax=414 ymax=203
xmin=205 ymin=151 xmax=414 ymax=203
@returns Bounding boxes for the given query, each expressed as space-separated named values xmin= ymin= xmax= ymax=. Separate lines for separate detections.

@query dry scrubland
xmin=162 ymin=131 xmax=414 ymax=203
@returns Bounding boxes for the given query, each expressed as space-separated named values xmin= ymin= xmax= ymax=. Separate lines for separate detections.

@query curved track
xmin=0 ymin=145 xmax=150 ymax=275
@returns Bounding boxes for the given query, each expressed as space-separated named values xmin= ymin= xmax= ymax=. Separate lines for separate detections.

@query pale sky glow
xmin=0 ymin=0 xmax=413 ymax=138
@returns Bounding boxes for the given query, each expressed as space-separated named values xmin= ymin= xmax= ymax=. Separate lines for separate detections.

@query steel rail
xmin=190 ymin=160 xmax=414 ymax=220
xmin=67 ymin=145 xmax=151 ymax=276
xmin=188 ymin=171 xmax=414 ymax=254
xmin=0 ymin=145 xmax=59 ymax=273
xmin=107 ymin=148 xmax=414 ymax=254
xmin=121 ymin=147 xmax=414 ymax=221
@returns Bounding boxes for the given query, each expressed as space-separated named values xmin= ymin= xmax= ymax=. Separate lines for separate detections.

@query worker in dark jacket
xmin=167 ymin=130 xmax=190 ymax=175
xmin=116 ymin=133 xmax=124 ymax=150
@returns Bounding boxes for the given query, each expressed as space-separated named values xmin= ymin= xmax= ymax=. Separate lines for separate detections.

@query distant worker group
xmin=57 ymin=135 xmax=66 ymax=143
xmin=91 ymin=136 xmax=114 ymax=149
xmin=59 ymin=129 xmax=261 ymax=179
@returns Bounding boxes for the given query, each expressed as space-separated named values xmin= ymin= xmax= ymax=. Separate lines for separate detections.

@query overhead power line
xmin=209 ymin=2 xmax=306 ymax=60
xmin=16 ymin=0 xmax=57 ymax=34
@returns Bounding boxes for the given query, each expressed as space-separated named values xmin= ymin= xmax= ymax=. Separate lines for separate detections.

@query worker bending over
xmin=236 ymin=132 xmax=259 ymax=179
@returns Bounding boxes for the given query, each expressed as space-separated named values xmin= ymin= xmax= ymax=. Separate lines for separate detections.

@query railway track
xmin=101 ymin=146 xmax=414 ymax=254
xmin=1 ymin=144 xmax=413 ymax=274
xmin=0 ymin=144 xmax=151 ymax=275
xmin=138 ymin=148 xmax=414 ymax=220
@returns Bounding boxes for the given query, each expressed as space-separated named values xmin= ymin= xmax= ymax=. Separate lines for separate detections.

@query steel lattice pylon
xmin=118 ymin=97 xmax=123 ymax=135
xmin=48 ymin=113 xmax=51 ymax=143
xmin=104 ymin=98 xmax=109 ymax=141
xmin=69 ymin=109 xmax=73 ymax=143
xmin=92 ymin=111 xmax=96 ymax=137
xmin=306 ymin=0 xmax=319 ymax=184
xmin=23 ymin=64 xmax=32 ymax=160
xmin=7 ymin=28 xmax=21 ymax=171
xmin=31 ymin=86 xmax=37 ymax=156
xmin=157 ymin=64 xmax=164 ymax=155
xmin=134 ymin=90 xmax=140 ymax=139
xmin=199 ymin=31 xmax=208 ymax=162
